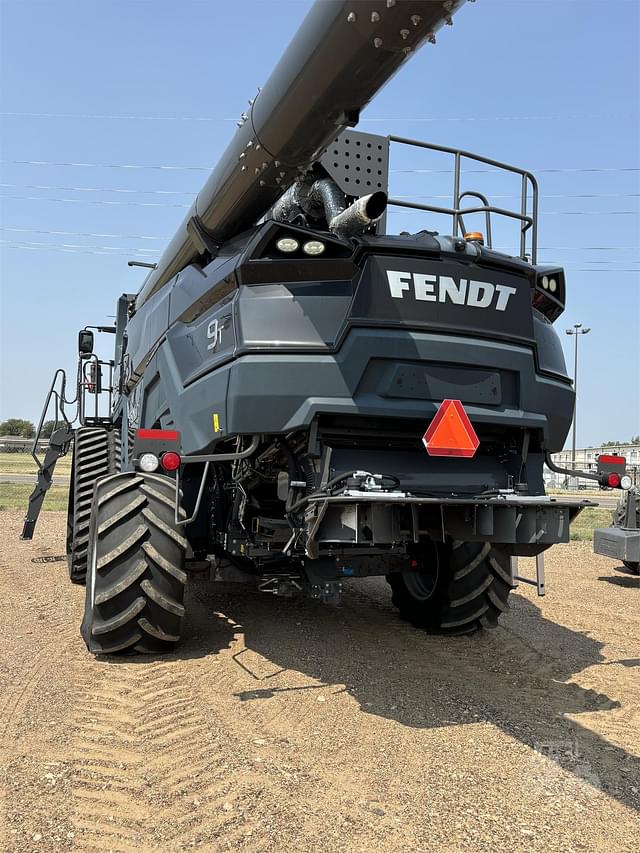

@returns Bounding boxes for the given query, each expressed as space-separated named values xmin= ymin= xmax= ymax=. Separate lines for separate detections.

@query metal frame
xmin=510 ymin=554 xmax=546 ymax=596
xmin=30 ymin=368 xmax=74 ymax=472
xmin=78 ymin=353 xmax=114 ymax=426
xmin=21 ymin=369 xmax=76 ymax=540
xmin=387 ymin=136 xmax=539 ymax=263
xmin=174 ymin=435 xmax=261 ymax=526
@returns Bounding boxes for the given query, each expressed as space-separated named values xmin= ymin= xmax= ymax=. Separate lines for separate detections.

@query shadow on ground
xmin=165 ymin=576 xmax=640 ymax=814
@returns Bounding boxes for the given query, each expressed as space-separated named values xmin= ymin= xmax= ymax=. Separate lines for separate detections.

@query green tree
xmin=40 ymin=420 xmax=58 ymax=438
xmin=631 ymin=435 xmax=640 ymax=445
xmin=0 ymin=418 xmax=36 ymax=437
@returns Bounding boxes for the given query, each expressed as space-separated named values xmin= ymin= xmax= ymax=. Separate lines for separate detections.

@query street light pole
xmin=566 ymin=323 xmax=591 ymax=472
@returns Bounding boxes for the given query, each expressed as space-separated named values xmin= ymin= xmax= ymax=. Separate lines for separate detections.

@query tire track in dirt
xmin=2 ymin=511 xmax=639 ymax=852
xmin=0 ymin=547 xmax=78 ymax=746
xmin=67 ymin=657 xmax=274 ymax=851
xmin=0 ymin=521 xmax=82 ymax=850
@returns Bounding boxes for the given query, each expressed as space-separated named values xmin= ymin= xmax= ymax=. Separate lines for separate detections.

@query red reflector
xmin=136 ymin=428 xmax=180 ymax=441
xmin=423 ymin=399 xmax=480 ymax=458
xmin=599 ymin=455 xmax=625 ymax=465
xmin=160 ymin=451 xmax=181 ymax=472
xmin=607 ymin=472 xmax=621 ymax=488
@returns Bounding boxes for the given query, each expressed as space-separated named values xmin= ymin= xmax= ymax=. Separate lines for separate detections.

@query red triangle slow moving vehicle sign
xmin=422 ymin=399 xmax=480 ymax=458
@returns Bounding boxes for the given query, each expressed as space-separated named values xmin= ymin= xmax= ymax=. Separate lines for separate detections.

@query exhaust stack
xmin=270 ymin=177 xmax=388 ymax=237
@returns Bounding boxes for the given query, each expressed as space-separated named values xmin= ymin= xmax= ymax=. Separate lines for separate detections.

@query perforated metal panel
xmin=321 ymin=130 xmax=389 ymax=233
xmin=321 ymin=129 xmax=389 ymax=196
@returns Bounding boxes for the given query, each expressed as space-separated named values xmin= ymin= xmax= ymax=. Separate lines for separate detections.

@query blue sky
xmin=0 ymin=0 xmax=638 ymax=447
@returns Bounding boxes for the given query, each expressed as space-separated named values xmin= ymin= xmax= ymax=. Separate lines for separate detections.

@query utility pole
xmin=565 ymin=323 xmax=591 ymax=475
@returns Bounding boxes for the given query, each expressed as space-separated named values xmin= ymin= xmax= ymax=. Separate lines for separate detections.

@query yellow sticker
xmin=213 ymin=413 xmax=220 ymax=433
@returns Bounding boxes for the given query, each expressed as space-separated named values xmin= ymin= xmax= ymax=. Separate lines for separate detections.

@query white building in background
xmin=546 ymin=443 xmax=640 ymax=489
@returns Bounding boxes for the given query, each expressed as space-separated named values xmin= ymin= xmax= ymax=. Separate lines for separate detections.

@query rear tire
xmin=388 ymin=540 xmax=514 ymax=634
xmin=81 ymin=472 xmax=187 ymax=655
xmin=67 ymin=427 xmax=121 ymax=584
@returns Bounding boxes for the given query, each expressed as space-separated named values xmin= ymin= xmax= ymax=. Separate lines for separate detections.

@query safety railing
xmin=387 ymin=136 xmax=539 ymax=263
xmin=78 ymin=354 xmax=114 ymax=426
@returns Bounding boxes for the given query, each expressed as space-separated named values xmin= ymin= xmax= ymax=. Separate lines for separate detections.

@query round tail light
xmin=160 ymin=451 xmax=181 ymax=472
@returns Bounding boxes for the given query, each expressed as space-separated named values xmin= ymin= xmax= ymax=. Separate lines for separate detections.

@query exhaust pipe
xmin=272 ymin=177 xmax=387 ymax=238
xmin=327 ymin=191 xmax=388 ymax=237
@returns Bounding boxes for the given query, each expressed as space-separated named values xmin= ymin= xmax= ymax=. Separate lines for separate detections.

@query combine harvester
xmin=22 ymin=0 xmax=631 ymax=654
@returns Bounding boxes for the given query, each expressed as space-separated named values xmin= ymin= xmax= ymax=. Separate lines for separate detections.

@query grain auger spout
xmin=136 ymin=0 xmax=467 ymax=307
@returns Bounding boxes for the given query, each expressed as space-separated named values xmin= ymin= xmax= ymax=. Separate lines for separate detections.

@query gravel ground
xmin=0 ymin=510 xmax=638 ymax=852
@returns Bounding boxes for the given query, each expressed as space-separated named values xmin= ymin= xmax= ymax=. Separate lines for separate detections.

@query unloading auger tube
xmin=136 ymin=0 xmax=467 ymax=308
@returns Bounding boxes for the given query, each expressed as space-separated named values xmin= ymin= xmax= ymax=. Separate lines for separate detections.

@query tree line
xmin=0 ymin=419 xmax=58 ymax=438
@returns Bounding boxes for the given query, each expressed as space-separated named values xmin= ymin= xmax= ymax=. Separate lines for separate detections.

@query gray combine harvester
xmin=22 ymin=0 xmax=628 ymax=655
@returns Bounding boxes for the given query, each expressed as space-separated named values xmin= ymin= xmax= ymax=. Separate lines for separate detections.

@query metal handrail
xmin=79 ymin=354 xmax=114 ymax=425
xmin=387 ymin=136 xmax=538 ymax=263
xmin=31 ymin=369 xmax=75 ymax=472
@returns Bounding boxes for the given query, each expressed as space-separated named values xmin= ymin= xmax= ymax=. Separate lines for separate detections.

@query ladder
xmin=20 ymin=369 xmax=75 ymax=540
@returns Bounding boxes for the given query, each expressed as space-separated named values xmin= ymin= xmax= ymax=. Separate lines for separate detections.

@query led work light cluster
xmin=539 ymin=275 xmax=558 ymax=293
xmin=276 ymin=236 xmax=326 ymax=256
xmin=532 ymin=267 xmax=566 ymax=322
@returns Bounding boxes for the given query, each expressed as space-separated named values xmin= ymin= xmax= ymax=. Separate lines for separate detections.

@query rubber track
xmin=68 ymin=427 xmax=121 ymax=584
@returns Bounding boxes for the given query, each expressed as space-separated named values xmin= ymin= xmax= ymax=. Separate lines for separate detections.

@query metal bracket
xmin=544 ymin=451 xmax=602 ymax=486
xmin=174 ymin=435 xmax=260 ymax=526
xmin=510 ymin=554 xmax=545 ymax=596
xmin=186 ymin=215 xmax=219 ymax=257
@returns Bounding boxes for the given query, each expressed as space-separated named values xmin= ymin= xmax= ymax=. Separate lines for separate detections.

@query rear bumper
xmin=311 ymin=493 xmax=593 ymax=557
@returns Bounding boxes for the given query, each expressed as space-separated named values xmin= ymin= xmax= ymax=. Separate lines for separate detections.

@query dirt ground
xmin=1 ymin=510 xmax=638 ymax=852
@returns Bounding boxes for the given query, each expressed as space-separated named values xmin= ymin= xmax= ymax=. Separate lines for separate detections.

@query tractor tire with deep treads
xmin=388 ymin=540 xmax=514 ymax=634
xmin=81 ymin=471 xmax=187 ymax=655
xmin=67 ymin=427 xmax=121 ymax=584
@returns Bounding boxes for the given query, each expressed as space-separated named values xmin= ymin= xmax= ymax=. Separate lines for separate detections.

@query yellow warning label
xmin=213 ymin=413 xmax=220 ymax=433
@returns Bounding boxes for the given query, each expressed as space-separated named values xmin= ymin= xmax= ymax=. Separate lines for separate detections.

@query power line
xmin=0 ymin=238 xmax=157 ymax=253
xmin=393 ymin=205 xmax=639 ymax=216
xmin=392 ymin=167 xmax=640 ymax=175
xmin=2 ymin=241 xmax=638 ymax=271
xmin=0 ymin=111 xmax=630 ymax=123
xmin=0 ymin=226 xmax=169 ymax=241
xmin=0 ymin=182 xmax=195 ymax=196
xmin=0 ymin=241 xmax=157 ymax=257
xmin=0 ymin=194 xmax=190 ymax=208
xmin=2 ymin=183 xmax=638 ymax=200
xmin=1 ymin=159 xmax=210 ymax=171
xmin=395 ymin=193 xmax=640 ymax=200
xmin=2 ymin=194 xmax=638 ymax=215
xmin=2 ymin=227 xmax=637 ymax=252
xmin=2 ymin=158 xmax=639 ymax=175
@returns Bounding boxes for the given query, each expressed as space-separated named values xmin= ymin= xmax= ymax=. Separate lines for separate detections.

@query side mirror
xmin=78 ymin=330 xmax=94 ymax=356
